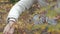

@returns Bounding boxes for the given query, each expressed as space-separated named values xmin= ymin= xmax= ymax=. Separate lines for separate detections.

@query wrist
xmin=8 ymin=21 xmax=15 ymax=27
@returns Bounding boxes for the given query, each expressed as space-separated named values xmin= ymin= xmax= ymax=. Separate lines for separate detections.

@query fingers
xmin=3 ymin=24 xmax=10 ymax=34
xmin=3 ymin=24 xmax=15 ymax=34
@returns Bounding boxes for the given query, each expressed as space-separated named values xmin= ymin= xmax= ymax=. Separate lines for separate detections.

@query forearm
xmin=7 ymin=0 xmax=34 ymax=23
xmin=38 ymin=0 xmax=48 ymax=7
xmin=56 ymin=0 xmax=60 ymax=13
xmin=57 ymin=0 xmax=60 ymax=8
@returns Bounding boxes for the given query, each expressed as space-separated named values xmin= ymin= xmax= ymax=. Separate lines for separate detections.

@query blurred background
xmin=0 ymin=0 xmax=60 ymax=34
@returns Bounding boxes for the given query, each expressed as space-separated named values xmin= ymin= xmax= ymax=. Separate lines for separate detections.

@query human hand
xmin=3 ymin=21 xmax=15 ymax=34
